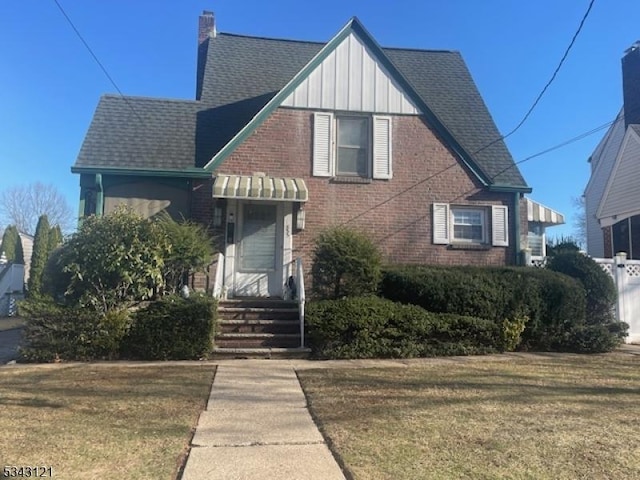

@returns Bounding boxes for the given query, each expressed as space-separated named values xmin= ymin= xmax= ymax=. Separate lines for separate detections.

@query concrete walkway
xmin=181 ymin=363 xmax=346 ymax=480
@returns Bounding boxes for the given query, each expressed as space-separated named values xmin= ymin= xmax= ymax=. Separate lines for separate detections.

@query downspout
xmin=514 ymin=191 xmax=521 ymax=265
xmin=95 ymin=173 xmax=104 ymax=217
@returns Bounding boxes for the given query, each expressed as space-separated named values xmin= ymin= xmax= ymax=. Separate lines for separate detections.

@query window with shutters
xmin=452 ymin=207 xmax=486 ymax=243
xmin=313 ymin=112 xmax=392 ymax=180
xmin=337 ymin=116 xmax=370 ymax=176
xmin=433 ymin=203 xmax=509 ymax=247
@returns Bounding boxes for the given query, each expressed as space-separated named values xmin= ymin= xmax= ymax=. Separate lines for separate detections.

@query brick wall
xmin=207 ymin=108 xmax=518 ymax=272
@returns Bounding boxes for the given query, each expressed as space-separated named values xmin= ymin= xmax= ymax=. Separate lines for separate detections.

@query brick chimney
xmin=622 ymin=41 xmax=640 ymax=127
xmin=199 ymin=10 xmax=216 ymax=44
xmin=196 ymin=11 xmax=216 ymax=100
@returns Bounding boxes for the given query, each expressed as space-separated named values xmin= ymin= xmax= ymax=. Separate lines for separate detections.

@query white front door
xmin=234 ymin=202 xmax=284 ymax=297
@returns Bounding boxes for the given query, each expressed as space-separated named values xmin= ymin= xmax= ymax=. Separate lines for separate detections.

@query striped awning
xmin=213 ymin=175 xmax=308 ymax=202
xmin=526 ymin=198 xmax=565 ymax=226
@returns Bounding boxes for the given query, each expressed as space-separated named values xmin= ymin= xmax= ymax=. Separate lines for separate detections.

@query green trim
xmin=95 ymin=174 xmax=104 ymax=218
xmin=77 ymin=187 xmax=86 ymax=229
xmin=488 ymin=184 xmax=532 ymax=194
xmin=71 ymin=165 xmax=211 ymax=179
xmin=514 ymin=191 xmax=521 ymax=265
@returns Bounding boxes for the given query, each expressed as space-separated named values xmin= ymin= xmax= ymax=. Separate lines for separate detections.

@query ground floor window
xmin=612 ymin=215 xmax=640 ymax=260
xmin=451 ymin=207 xmax=487 ymax=243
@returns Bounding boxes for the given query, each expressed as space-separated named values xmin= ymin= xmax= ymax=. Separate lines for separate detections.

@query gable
xmin=598 ymin=126 xmax=640 ymax=226
xmin=281 ymin=32 xmax=418 ymax=114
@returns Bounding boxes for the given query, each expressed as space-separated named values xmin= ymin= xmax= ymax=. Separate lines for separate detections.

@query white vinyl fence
xmin=595 ymin=254 xmax=640 ymax=344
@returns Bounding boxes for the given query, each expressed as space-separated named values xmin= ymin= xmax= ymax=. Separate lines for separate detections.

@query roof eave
xmin=488 ymin=184 xmax=531 ymax=194
xmin=71 ymin=165 xmax=212 ymax=179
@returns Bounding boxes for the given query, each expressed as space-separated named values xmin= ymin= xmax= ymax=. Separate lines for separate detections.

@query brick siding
xmin=199 ymin=107 xmax=519 ymax=274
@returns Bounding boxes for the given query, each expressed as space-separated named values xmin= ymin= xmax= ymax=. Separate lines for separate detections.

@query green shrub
xmin=546 ymin=251 xmax=617 ymax=325
xmin=18 ymin=298 xmax=131 ymax=362
xmin=565 ymin=323 xmax=628 ymax=354
xmin=121 ymin=295 xmax=217 ymax=360
xmin=306 ymin=296 xmax=501 ymax=359
xmin=41 ymin=245 xmax=73 ymax=301
xmin=380 ymin=265 xmax=588 ymax=352
xmin=311 ymin=226 xmax=382 ymax=300
xmin=155 ymin=213 xmax=215 ymax=295
xmin=28 ymin=215 xmax=51 ymax=296
xmin=63 ymin=207 xmax=168 ymax=313
xmin=1 ymin=225 xmax=24 ymax=263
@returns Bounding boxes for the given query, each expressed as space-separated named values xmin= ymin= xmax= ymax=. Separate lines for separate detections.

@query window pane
xmin=452 ymin=208 xmax=485 ymax=242
xmin=612 ymin=218 xmax=630 ymax=257
xmin=337 ymin=147 xmax=367 ymax=176
xmin=338 ymin=118 xmax=368 ymax=147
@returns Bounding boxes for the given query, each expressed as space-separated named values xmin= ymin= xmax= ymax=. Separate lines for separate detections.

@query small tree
xmin=48 ymin=224 xmax=63 ymax=252
xmin=28 ymin=215 xmax=51 ymax=295
xmin=311 ymin=226 xmax=382 ymax=300
xmin=1 ymin=225 xmax=24 ymax=263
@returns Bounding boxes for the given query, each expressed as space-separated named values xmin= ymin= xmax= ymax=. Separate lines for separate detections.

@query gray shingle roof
xmin=75 ymin=26 xmax=527 ymax=188
xmin=75 ymin=95 xmax=204 ymax=171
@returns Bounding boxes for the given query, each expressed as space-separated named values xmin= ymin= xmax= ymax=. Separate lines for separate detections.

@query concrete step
xmin=210 ymin=347 xmax=311 ymax=359
xmin=218 ymin=307 xmax=299 ymax=321
xmin=218 ymin=319 xmax=300 ymax=334
xmin=215 ymin=333 xmax=301 ymax=349
xmin=219 ymin=299 xmax=297 ymax=309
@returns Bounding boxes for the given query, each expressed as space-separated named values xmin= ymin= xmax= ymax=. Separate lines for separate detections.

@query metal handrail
xmin=295 ymin=257 xmax=305 ymax=348
xmin=212 ymin=252 xmax=225 ymax=299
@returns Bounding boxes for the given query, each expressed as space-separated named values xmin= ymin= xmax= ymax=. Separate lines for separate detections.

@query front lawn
xmin=0 ymin=364 xmax=215 ymax=479
xmin=298 ymin=353 xmax=640 ymax=479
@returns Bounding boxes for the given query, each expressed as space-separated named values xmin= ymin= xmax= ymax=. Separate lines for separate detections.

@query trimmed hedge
xmin=121 ymin=295 xmax=217 ymax=360
xmin=19 ymin=298 xmax=131 ymax=362
xmin=380 ymin=265 xmax=624 ymax=352
xmin=306 ymin=296 xmax=503 ymax=359
xmin=19 ymin=295 xmax=217 ymax=362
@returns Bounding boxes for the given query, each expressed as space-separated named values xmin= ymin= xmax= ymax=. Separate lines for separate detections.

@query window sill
xmin=447 ymin=243 xmax=492 ymax=251
xmin=330 ymin=176 xmax=372 ymax=184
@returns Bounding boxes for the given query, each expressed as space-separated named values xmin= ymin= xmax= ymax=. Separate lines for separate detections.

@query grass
xmin=0 ymin=364 xmax=215 ymax=479
xmin=298 ymin=353 xmax=640 ymax=480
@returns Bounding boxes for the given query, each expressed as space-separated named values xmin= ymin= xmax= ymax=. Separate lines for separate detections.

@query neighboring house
xmin=73 ymin=12 xmax=562 ymax=298
xmin=586 ymin=42 xmax=640 ymax=259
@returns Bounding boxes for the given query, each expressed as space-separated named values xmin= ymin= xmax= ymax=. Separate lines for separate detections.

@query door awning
xmin=213 ymin=175 xmax=308 ymax=202
xmin=526 ymin=198 xmax=565 ymax=226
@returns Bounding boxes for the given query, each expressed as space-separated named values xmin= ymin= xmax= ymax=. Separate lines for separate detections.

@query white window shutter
xmin=492 ymin=205 xmax=509 ymax=246
xmin=372 ymin=115 xmax=392 ymax=179
xmin=433 ymin=203 xmax=450 ymax=244
xmin=313 ymin=112 xmax=333 ymax=177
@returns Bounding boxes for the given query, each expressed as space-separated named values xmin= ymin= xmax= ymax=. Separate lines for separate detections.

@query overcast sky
xmin=2 ymin=0 xmax=639 ymax=240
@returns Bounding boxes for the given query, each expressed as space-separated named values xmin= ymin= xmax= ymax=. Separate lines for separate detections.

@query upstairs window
xmin=337 ymin=116 xmax=369 ymax=176
xmin=313 ymin=112 xmax=392 ymax=180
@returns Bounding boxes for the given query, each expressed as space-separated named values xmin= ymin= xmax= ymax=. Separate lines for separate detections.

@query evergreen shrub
xmin=121 ymin=295 xmax=217 ymax=360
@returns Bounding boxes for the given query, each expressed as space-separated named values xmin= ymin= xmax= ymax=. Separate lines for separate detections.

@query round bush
xmin=311 ymin=226 xmax=382 ymax=300
xmin=546 ymin=251 xmax=617 ymax=325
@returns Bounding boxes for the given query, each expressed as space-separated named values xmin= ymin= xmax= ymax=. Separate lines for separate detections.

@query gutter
xmin=514 ymin=191 xmax=521 ymax=265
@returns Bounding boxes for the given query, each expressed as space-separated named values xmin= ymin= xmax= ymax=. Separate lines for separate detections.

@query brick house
xmin=73 ymin=12 xmax=560 ymax=299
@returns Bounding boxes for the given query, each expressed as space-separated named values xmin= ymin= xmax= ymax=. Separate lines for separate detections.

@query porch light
xmin=296 ymin=204 xmax=306 ymax=230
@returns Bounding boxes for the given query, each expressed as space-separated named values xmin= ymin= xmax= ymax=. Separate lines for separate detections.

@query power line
xmin=52 ymin=0 xmax=144 ymax=124
xmin=475 ymin=0 xmax=596 ymax=157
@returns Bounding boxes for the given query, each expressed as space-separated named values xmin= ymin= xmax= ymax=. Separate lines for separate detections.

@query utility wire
xmin=475 ymin=0 xmax=596 ymax=157
xmin=52 ymin=0 xmax=144 ymax=124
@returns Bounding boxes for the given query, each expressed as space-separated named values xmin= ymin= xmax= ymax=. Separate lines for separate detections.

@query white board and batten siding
xmin=598 ymin=128 xmax=640 ymax=227
xmin=282 ymin=33 xmax=419 ymax=115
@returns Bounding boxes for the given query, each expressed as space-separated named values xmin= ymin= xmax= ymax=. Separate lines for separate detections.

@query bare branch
xmin=0 ymin=182 xmax=74 ymax=235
